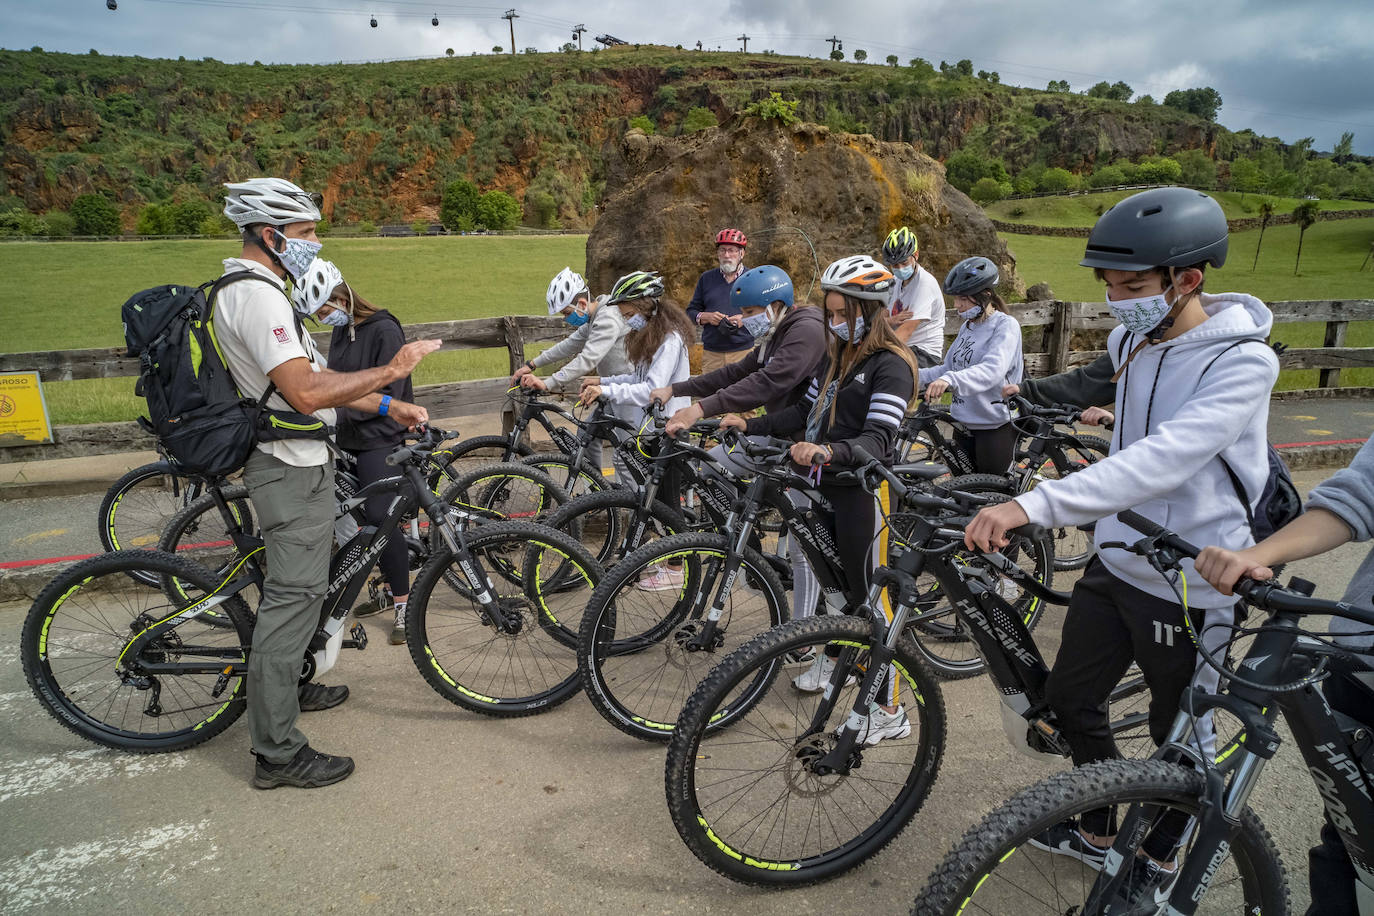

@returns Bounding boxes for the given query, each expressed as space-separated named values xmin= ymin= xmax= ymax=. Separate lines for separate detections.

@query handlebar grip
xmin=1009 ymin=523 xmax=1048 ymax=542
xmin=1116 ymin=510 xmax=1202 ymax=558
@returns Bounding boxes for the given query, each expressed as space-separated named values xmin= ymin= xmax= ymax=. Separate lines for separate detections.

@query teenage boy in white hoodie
xmin=964 ymin=188 xmax=1279 ymax=891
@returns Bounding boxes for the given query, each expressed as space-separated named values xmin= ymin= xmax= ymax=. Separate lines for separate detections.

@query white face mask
xmin=830 ymin=314 xmax=865 ymax=342
xmin=268 ymin=230 xmax=323 ymax=281
xmin=958 ymin=304 xmax=983 ymax=320
xmin=1107 ymin=287 xmax=1174 ymax=335
xmin=318 ymin=308 xmax=350 ymax=327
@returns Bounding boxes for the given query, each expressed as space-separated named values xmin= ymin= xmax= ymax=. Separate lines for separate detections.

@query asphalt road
xmin=1 ymin=493 xmax=1367 ymax=914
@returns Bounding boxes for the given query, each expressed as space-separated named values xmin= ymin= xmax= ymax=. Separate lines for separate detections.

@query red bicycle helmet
xmin=715 ymin=228 xmax=747 ymax=248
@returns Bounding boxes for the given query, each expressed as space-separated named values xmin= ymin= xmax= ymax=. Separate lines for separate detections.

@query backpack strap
xmin=1197 ymin=338 xmax=1265 ymax=526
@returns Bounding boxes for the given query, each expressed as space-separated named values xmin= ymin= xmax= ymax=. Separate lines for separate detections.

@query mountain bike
xmin=912 ymin=509 xmax=1374 ymax=915
xmin=20 ymin=427 xmax=604 ymax=753
xmin=97 ymin=456 xmax=224 ymax=585
xmin=663 ymin=454 xmax=1241 ymax=886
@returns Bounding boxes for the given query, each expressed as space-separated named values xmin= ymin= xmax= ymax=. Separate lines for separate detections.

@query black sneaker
xmin=252 ymin=744 xmax=354 ymax=790
xmin=1027 ymin=820 xmax=1110 ymax=870
xmin=1105 ymin=857 xmax=1179 ymax=913
xmin=298 ymin=682 xmax=349 ymax=712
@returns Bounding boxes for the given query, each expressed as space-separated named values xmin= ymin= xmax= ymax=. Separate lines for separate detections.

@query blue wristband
xmin=379 ymin=395 xmax=392 ymax=416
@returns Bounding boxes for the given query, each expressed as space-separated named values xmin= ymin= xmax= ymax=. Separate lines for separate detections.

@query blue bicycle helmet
xmin=730 ymin=265 xmax=794 ymax=310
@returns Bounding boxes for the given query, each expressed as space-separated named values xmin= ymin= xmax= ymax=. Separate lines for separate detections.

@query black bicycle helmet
xmin=606 ymin=270 xmax=665 ymax=305
xmin=1080 ymin=187 xmax=1228 ymax=271
xmin=881 ymin=227 xmax=918 ymax=265
xmin=943 ymin=256 xmax=1000 ymax=297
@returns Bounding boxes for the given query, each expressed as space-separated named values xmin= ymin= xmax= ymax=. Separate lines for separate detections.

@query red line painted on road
xmin=0 ymin=551 xmax=101 ymax=570
xmin=1275 ymin=438 xmax=1366 ymax=449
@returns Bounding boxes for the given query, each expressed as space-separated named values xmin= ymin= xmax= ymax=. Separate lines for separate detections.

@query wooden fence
xmin=1 ymin=300 xmax=1370 ymax=463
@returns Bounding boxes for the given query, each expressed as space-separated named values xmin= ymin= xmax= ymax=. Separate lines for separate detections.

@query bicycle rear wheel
xmin=98 ymin=462 xmax=206 ymax=585
xmin=912 ymin=758 xmax=1287 ymax=915
xmin=1032 ymin=434 xmax=1110 ymax=571
xmin=665 ymin=614 xmax=947 ymax=886
xmin=157 ymin=486 xmax=261 ymax=620
xmin=406 ymin=521 xmax=601 ymax=716
xmin=21 ymin=549 xmax=253 ymax=752
xmin=428 ymin=434 xmax=532 ymax=492
xmin=577 ymin=531 xmax=789 ymax=741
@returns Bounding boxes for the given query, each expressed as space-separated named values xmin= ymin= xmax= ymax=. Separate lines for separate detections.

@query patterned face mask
xmin=829 ymin=314 xmax=865 ymax=341
xmin=1107 ymin=288 xmax=1175 ymax=335
xmin=269 ymin=231 xmax=323 ymax=281
xmin=318 ymin=308 xmax=350 ymax=327
xmin=626 ymin=313 xmax=648 ymax=332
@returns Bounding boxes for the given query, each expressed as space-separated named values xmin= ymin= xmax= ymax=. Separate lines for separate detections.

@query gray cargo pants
xmin=242 ymin=450 xmax=334 ymax=763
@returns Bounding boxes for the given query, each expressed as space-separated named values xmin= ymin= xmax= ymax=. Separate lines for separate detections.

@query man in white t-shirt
xmin=217 ymin=178 xmax=438 ymax=789
xmin=880 ymin=226 xmax=946 ymax=367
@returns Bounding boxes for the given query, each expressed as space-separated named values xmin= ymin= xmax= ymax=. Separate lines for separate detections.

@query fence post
xmin=1320 ymin=319 xmax=1349 ymax=388
xmin=500 ymin=317 xmax=525 ymax=435
xmin=1048 ymin=300 xmax=1073 ymax=375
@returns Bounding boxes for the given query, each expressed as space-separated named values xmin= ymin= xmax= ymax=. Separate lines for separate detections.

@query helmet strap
xmin=253 ymin=227 xmax=289 ymax=275
xmin=345 ymin=282 xmax=357 ymax=341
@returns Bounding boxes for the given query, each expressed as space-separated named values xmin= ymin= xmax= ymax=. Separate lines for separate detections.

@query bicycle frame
xmin=1078 ymin=605 xmax=1374 ymax=914
xmin=897 ymin=406 xmax=977 ymax=476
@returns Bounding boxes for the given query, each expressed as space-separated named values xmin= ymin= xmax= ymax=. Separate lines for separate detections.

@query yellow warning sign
xmin=0 ymin=372 xmax=54 ymax=446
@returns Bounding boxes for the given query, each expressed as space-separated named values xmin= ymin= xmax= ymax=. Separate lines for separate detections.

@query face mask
xmin=1107 ymin=288 xmax=1174 ymax=335
xmin=830 ymin=314 xmax=865 ymax=342
xmin=626 ymin=314 xmax=648 ymax=332
xmin=564 ymin=309 xmax=590 ymax=327
xmin=894 ymin=265 xmax=914 ymax=282
xmin=268 ymin=230 xmax=322 ymax=281
xmin=318 ymin=308 xmax=350 ymax=327
xmin=958 ymin=304 xmax=983 ymax=321
xmin=742 ymin=311 xmax=773 ymax=340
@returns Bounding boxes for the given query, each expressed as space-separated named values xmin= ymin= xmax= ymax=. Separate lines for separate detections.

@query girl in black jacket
xmin=720 ymin=254 xmax=917 ymax=746
xmin=298 ymin=260 xmax=415 ymax=646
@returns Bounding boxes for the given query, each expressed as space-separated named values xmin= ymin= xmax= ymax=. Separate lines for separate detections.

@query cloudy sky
xmin=11 ymin=0 xmax=1374 ymax=154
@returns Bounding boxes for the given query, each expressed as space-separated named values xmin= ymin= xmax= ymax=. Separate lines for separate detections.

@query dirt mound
xmin=586 ymin=119 xmax=1022 ymax=305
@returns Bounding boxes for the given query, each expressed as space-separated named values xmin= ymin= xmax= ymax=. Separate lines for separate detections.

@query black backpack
xmin=122 ymin=271 xmax=331 ymax=477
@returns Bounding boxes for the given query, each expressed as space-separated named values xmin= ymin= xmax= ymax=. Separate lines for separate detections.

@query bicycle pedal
xmin=343 ymin=623 xmax=368 ymax=650
xmin=211 ymin=665 xmax=235 ymax=699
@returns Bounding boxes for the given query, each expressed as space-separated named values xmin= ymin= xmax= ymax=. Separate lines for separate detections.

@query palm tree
xmin=1251 ymin=198 xmax=1274 ymax=271
xmin=1292 ymin=200 xmax=1320 ymax=276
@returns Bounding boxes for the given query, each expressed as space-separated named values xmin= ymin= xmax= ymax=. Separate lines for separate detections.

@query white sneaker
xmin=853 ymin=705 xmax=912 ymax=746
xmin=791 ymin=653 xmax=855 ymax=693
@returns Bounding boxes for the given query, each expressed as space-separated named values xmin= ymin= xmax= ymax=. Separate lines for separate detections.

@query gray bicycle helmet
xmin=1080 ymin=187 xmax=1228 ymax=271
xmin=943 ymin=256 xmax=1000 ymax=297
xmin=606 ymin=270 xmax=665 ymax=305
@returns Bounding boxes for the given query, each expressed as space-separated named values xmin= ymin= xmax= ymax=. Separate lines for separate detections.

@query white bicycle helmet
xmin=546 ymin=267 xmax=589 ymax=315
xmin=819 ymin=255 xmax=895 ymax=301
xmin=223 ymin=178 xmax=323 ymax=229
xmin=291 ymin=258 xmax=344 ymax=316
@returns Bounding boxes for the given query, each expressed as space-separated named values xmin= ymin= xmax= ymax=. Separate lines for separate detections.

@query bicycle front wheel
xmin=406 ymin=521 xmax=601 ymax=716
xmin=21 ymin=549 xmax=253 ymax=752
xmin=912 ymin=758 xmax=1287 ymax=915
xmin=577 ymin=531 xmax=789 ymax=741
xmin=666 ymin=614 xmax=947 ymax=886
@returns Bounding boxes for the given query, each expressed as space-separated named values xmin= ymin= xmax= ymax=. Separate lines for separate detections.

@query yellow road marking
xmin=16 ymin=528 xmax=67 ymax=545
xmin=129 ymin=533 xmax=160 ymax=547
xmin=1287 ymin=415 xmax=1316 ymax=421
xmin=1306 ymin=429 xmax=1335 ymax=436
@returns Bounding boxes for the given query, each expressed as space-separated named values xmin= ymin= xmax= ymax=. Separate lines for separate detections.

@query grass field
xmin=2 ymin=221 xmax=1370 ymax=424
xmin=986 ymin=189 xmax=1372 ymax=227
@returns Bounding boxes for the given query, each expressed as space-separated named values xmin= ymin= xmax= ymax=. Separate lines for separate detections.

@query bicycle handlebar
xmin=1115 ymin=509 xmax=1374 ymax=626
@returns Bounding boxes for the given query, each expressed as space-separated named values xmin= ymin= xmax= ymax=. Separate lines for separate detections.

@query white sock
xmin=394 ymin=600 xmax=408 ymax=627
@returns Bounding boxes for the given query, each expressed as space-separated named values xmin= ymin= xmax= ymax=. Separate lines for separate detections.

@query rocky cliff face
xmin=587 ymin=119 xmax=1022 ymax=305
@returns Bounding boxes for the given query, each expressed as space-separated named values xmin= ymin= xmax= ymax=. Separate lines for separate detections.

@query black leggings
xmin=352 ymin=446 xmax=411 ymax=598
xmin=954 ymin=423 xmax=1017 ymax=475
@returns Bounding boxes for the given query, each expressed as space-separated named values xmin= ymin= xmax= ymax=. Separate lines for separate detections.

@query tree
xmin=955 ymin=59 xmax=973 ymax=77
xmin=1333 ymin=131 xmax=1355 ymax=164
xmin=829 ymin=49 xmax=843 ymax=61
xmin=853 ymin=49 xmax=867 ymax=62
xmin=627 ymin=115 xmax=655 ymax=134
xmin=741 ymin=92 xmax=799 ymax=125
xmin=1292 ymin=200 xmax=1320 ymax=275
xmin=43 ymin=211 xmax=75 ymax=238
xmin=492 ymin=45 xmax=503 ymax=53
xmin=440 ymin=179 xmax=479 ymax=232
xmin=944 ymin=151 xmax=1009 ymax=193
xmin=1286 ymin=136 xmax=1315 ymax=172
xmin=1252 ymin=198 xmax=1275 ymax=271
xmin=1046 ymin=79 xmax=1070 ymax=93
xmin=70 ymin=193 xmax=120 ymax=236
xmin=1087 ymin=80 xmax=1132 ymax=101
xmin=682 ymin=107 xmax=717 ymax=132
xmin=1174 ymin=149 xmax=1216 ymax=188
xmin=886 ymin=55 xmax=899 ymax=67
xmin=1136 ymin=94 xmax=1155 ymax=105
xmin=1089 ymin=164 xmax=1127 ymax=188
xmin=135 ymin=203 xmax=174 ymax=236
xmin=169 ymin=199 xmax=211 ymax=235
xmin=1229 ymin=157 xmax=1263 ymax=199
xmin=970 ymin=177 xmax=1008 ymax=205
xmin=476 ymin=190 xmax=520 ymax=230
xmin=1134 ymin=155 xmax=1183 ymax=184
xmin=445 ymin=48 xmax=454 ymax=57
xmin=1038 ymin=167 xmax=1077 ymax=192
xmin=1161 ymin=87 xmax=1222 ymax=121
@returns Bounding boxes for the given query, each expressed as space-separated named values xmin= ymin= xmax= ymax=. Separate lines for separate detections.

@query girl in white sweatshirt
xmin=918 ymin=256 xmax=1024 ymax=475
xmin=964 ymin=189 xmax=1278 ymax=877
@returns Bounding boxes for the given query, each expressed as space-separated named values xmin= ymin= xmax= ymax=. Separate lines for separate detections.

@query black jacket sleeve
xmin=826 ymin=355 xmax=913 ymax=468
xmin=744 ymin=375 xmax=818 ymax=440
xmin=697 ymin=311 xmax=827 ymax=417
xmin=1021 ymin=353 xmax=1116 ymax=409
xmin=673 ymin=349 xmax=761 ymax=401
